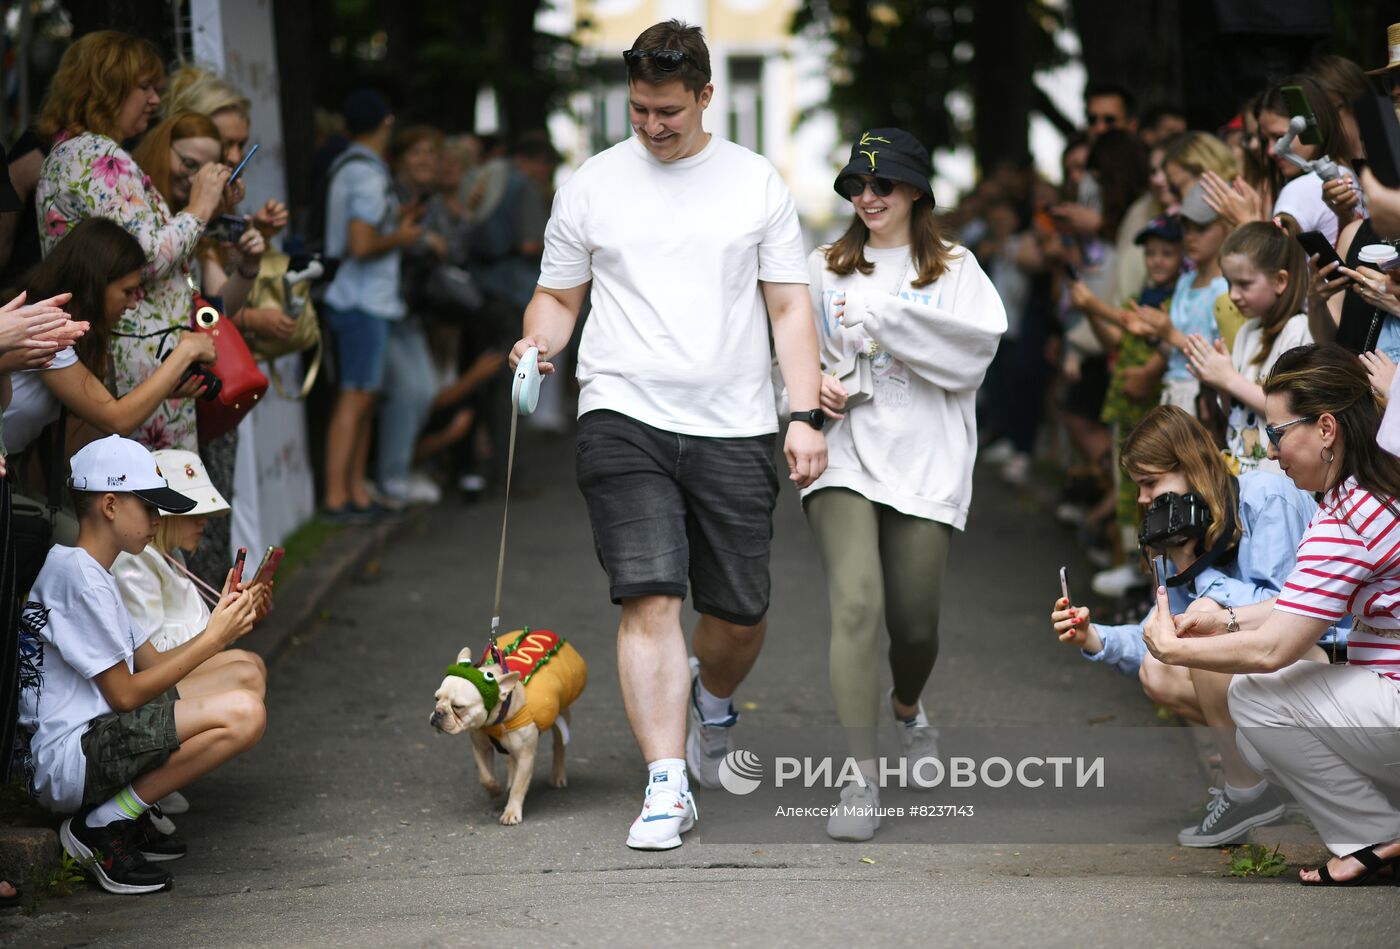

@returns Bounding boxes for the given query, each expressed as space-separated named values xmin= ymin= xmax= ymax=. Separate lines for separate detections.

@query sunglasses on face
xmin=623 ymin=48 xmax=694 ymax=72
xmin=838 ymin=175 xmax=897 ymax=199
xmin=1264 ymin=415 xmax=1316 ymax=449
xmin=1087 ymin=113 xmax=1120 ymax=127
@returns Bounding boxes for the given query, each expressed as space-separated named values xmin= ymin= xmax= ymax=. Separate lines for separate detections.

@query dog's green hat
xmin=445 ymin=663 xmax=500 ymax=712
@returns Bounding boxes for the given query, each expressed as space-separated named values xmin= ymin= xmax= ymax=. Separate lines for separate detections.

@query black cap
xmin=342 ymin=89 xmax=392 ymax=137
xmin=0 ymin=144 xmax=22 ymax=214
xmin=833 ymin=128 xmax=934 ymax=204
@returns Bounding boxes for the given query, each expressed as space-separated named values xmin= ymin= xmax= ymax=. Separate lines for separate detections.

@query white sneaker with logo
xmin=626 ymin=776 xmax=698 ymax=851
xmin=827 ymin=781 xmax=880 ymax=841
xmin=892 ymin=690 xmax=941 ymax=789
xmin=686 ymin=657 xmax=739 ymax=790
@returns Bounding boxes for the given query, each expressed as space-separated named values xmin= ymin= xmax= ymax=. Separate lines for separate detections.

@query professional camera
xmin=1138 ymin=491 xmax=1212 ymax=549
xmin=180 ymin=362 xmax=223 ymax=402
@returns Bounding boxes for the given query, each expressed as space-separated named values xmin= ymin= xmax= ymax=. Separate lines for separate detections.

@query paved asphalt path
xmin=5 ymin=432 xmax=1394 ymax=948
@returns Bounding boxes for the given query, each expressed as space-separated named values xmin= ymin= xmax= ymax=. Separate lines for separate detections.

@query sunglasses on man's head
xmin=838 ymin=175 xmax=897 ymax=199
xmin=623 ymin=48 xmax=693 ymax=72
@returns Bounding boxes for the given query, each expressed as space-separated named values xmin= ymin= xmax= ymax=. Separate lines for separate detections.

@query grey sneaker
xmin=827 ymin=782 xmax=881 ymax=841
xmin=686 ymin=657 xmax=739 ymax=790
xmin=891 ymin=690 xmax=941 ymax=789
xmin=1177 ymin=786 xmax=1286 ymax=847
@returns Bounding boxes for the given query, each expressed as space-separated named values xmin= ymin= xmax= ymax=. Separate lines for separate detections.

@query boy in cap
xmin=16 ymin=436 xmax=266 ymax=895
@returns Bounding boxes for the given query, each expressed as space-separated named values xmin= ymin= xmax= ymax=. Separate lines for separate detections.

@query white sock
xmin=694 ymin=677 xmax=734 ymax=724
xmin=1225 ymin=779 xmax=1268 ymax=804
xmin=647 ymin=758 xmax=688 ymax=793
xmin=86 ymin=784 xmax=150 ymax=828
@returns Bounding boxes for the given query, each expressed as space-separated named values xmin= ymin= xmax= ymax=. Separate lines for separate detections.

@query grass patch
xmin=275 ymin=519 xmax=343 ymax=583
xmin=1226 ymin=843 xmax=1288 ymax=878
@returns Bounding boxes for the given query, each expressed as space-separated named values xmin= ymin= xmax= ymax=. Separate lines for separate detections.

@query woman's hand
xmin=1360 ymin=350 xmax=1397 ymax=400
xmin=1321 ymin=174 xmax=1360 ymax=223
xmin=1199 ymin=171 xmax=1268 ymax=228
xmin=1052 ymin=597 xmax=1102 ymax=654
xmin=187 ymin=163 xmax=233 ymax=222
xmin=175 ymin=331 xmax=217 ymax=365
xmin=220 ymin=175 xmax=247 ymax=214
xmin=819 ymin=374 xmax=848 ymax=420
xmin=1141 ymin=585 xmax=1180 ymax=663
xmin=1307 ymin=254 xmax=1349 ymax=302
xmin=1338 ymin=265 xmax=1400 ymax=317
xmin=234 ymin=222 xmax=266 ymax=268
xmin=0 ymin=298 xmax=69 ymax=352
xmin=1185 ymin=334 xmax=1235 ymax=389
xmin=239 ymin=306 xmax=297 ymax=341
xmin=252 ymin=199 xmax=289 ymax=237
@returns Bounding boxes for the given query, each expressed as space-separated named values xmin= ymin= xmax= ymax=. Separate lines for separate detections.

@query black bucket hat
xmin=833 ymin=128 xmax=934 ymax=204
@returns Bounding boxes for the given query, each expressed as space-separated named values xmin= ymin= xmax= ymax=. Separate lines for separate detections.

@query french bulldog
xmin=429 ymin=628 xmax=586 ymax=825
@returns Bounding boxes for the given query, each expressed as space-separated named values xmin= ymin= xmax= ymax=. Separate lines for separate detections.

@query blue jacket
xmin=1085 ymin=471 xmax=1321 ymax=677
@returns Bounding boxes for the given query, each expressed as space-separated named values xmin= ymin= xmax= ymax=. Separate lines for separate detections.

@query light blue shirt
xmin=323 ymin=143 xmax=405 ymax=321
xmin=1374 ymin=315 xmax=1400 ymax=365
xmin=1164 ymin=271 xmax=1226 ymax=381
xmin=1084 ymin=471 xmax=1323 ymax=676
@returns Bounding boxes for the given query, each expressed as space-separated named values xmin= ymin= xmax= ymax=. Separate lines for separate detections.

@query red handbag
xmin=191 ymin=292 xmax=268 ymax=443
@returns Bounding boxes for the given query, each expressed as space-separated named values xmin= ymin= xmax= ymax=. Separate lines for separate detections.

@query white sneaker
xmin=1000 ymin=454 xmax=1031 ymax=486
xmin=626 ymin=779 xmax=698 ymax=850
xmin=827 ymin=781 xmax=880 ymax=841
xmin=1091 ymin=562 xmax=1148 ymax=598
xmin=686 ymin=657 xmax=739 ymax=790
xmin=405 ymin=471 xmax=442 ymax=504
xmin=156 ymin=791 xmax=189 ymax=815
xmin=891 ymin=690 xmax=941 ymax=790
xmin=380 ymin=475 xmax=439 ymax=505
xmin=980 ymin=439 xmax=1016 ymax=465
xmin=1055 ymin=502 xmax=1087 ymax=526
xmin=458 ymin=473 xmax=487 ymax=493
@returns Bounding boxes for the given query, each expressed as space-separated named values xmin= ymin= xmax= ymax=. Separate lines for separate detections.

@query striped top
xmin=1276 ymin=477 xmax=1400 ymax=681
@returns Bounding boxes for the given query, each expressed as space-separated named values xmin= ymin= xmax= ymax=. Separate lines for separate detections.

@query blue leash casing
xmin=513 ymin=347 xmax=541 ymax=416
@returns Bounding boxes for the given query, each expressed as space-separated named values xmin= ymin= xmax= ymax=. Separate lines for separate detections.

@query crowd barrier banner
xmin=230 ymin=354 xmax=315 ymax=559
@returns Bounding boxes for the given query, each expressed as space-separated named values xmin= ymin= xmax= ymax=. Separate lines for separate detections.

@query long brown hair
xmin=36 ymin=31 xmax=163 ymax=142
xmin=1263 ymin=344 xmax=1400 ymax=512
xmin=824 ymin=192 xmax=957 ymax=288
xmin=132 ymin=111 xmax=225 ymax=210
xmin=1218 ymin=221 xmax=1308 ymax=367
xmin=1121 ymin=405 xmax=1241 ymax=550
xmin=8 ymin=218 xmax=147 ymax=383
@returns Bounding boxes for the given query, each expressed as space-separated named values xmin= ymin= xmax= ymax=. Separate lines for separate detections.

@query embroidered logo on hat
xmin=859 ymin=131 xmax=891 ymax=171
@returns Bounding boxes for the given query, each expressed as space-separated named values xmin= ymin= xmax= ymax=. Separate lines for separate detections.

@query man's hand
xmin=509 ymin=335 xmax=553 ymax=373
xmin=784 ymin=419 xmax=826 ymax=488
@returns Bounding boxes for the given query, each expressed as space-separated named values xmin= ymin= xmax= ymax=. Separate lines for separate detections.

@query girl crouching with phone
xmin=1050 ymin=405 xmax=1330 ymax=846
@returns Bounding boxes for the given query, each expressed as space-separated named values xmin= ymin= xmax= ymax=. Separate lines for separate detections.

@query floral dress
xmin=36 ymin=132 xmax=205 ymax=450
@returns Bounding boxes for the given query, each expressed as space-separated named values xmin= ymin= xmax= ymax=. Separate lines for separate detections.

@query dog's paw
xmin=480 ymin=779 xmax=504 ymax=797
xmin=499 ymin=806 xmax=523 ymax=826
xmin=548 ymin=772 xmax=568 ymax=789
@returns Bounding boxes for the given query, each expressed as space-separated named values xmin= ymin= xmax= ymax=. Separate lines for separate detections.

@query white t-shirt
xmin=539 ymin=135 xmax=809 ymax=437
xmin=113 ymin=545 xmax=212 ymax=653
xmin=16 ymin=545 xmax=150 ymax=812
xmin=1274 ymin=169 xmax=1352 ymax=247
xmin=1225 ymin=313 xmax=1312 ymax=474
xmin=1 ymin=346 xmax=77 ymax=455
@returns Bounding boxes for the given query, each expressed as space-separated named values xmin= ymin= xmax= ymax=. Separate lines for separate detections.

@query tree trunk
xmin=972 ymin=0 xmax=1034 ymax=168
xmin=1069 ymin=0 xmax=1183 ymax=110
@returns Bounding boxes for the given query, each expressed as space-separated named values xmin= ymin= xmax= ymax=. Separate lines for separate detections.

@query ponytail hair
xmin=1219 ymin=220 xmax=1308 ymax=367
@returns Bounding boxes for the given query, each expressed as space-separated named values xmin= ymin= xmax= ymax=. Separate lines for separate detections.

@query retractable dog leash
xmin=486 ymin=347 xmax=543 ymax=666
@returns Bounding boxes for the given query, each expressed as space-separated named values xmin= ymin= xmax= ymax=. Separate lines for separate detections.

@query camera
xmin=180 ymin=362 xmax=223 ymax=402
xmin=1138 ymin=491 xmax=1212 ymax=549
xmin=205 ymin=214 xmax=248 ymax=244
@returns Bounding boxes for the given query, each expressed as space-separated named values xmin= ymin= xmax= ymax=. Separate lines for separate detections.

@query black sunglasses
xmin=623 ymin=48 xmax=693 ymax=72
xmin=838 ymin=175 xmax=897 ymax=199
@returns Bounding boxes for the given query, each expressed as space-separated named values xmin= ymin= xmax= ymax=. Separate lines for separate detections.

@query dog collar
xmin=444 ymin=663 xmax=500 ymax=712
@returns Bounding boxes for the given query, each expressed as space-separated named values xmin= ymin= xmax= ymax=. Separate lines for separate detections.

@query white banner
xmin=230 ymin=356 xmax=316 ymax=558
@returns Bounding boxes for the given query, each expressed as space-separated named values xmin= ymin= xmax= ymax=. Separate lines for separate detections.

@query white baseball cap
xmin=68 ymin=435 xmax=197 ymax=514
xmin=150 ymin=449 xmax=230 ymax=516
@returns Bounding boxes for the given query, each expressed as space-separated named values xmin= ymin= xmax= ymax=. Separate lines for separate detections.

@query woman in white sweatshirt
xmin=805 ymin=128 xmax=1007 ymax=841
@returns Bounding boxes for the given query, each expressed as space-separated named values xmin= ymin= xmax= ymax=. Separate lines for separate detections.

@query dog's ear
xmin=497 ymin=670 xmax=522 ymax=691
xmin=456 ymin=646 xmax=474 ymax=664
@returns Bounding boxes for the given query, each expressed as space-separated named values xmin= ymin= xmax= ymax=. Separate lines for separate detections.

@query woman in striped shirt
xmin=1145 ymin=343 xmax=1400 ymax=886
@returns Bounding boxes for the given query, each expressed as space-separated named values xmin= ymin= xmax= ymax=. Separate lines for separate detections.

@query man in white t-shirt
xmin=510 ymin=19 xmax=825 ymax=850
xmin=16 ymin=436 xmax=267 ymax=895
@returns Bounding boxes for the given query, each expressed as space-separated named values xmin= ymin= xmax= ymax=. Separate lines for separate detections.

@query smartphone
xmin=232 ymin=547 xmax=247 ymax=587
xmin=252 ymin=546 xmax=284 ymax=586
xmin=1059 ymin=566 xmax=1071 ymax=605
xmin=1352 ymin=93 xmax=1400 ymax=189
xmin=1151 ymin=554 xmax=1166 ymax=590
xmin=205 ymin=214 xmax=248 ymax=244
xmin=1281 ymin=85 xmax=1322 ymax=146
xmin=1296 ymin=230 xmax=1344 ymax=274
xmin=227 ymin=142 xmax=259 ymax=184
xmin=1063 ymin=262 xmax=1079 ymax=282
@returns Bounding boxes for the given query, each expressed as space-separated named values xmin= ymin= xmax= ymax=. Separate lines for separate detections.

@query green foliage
xmin=791 ymin=0 xmax=1067 ymax=153
xmin=1226 ymin=843 xmax=1288 ymax=878
xmin=45 ymin=852 xmax=88 ymax=897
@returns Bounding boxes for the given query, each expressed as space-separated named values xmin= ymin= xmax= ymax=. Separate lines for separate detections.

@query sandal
xmin=1300 ymin=845 xmax=1400 ymax=886
xmin=0 ymin=879 xmax=21 ymax=909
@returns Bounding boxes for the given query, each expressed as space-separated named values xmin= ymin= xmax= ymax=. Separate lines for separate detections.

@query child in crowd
xmin=1069 ymin=214 xmax=1183 ymax=596
xmin=1185 ymin=221 xmax=1313 ymax=473
xmin=16 ymin=436 xmax=267 ymax=895
xmin=1133 ymin=184 xmax=1228 ymax=414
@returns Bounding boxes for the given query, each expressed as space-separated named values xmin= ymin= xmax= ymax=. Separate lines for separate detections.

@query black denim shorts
xmin=575 ymin=410 xmax=779 ymax=626
xmin=80 ymin=687 xmax=181 ymax=806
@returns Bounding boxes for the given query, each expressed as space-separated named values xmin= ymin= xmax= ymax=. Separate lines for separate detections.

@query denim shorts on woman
xmin=325 ymin=304 xmax=392 ymax=391
xmin=80 ymin=687 xmax=181 ymax=807
xmin=575 ymin=410 xmax=779 ymax=626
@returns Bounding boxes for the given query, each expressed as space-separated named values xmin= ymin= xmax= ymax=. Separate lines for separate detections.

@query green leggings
xmin=806 ymin=488 xmax=951 ymax=752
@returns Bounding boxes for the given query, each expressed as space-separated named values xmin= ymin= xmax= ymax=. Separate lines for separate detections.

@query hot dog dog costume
xmin=444 ymin=628 xmax=586 ymax=747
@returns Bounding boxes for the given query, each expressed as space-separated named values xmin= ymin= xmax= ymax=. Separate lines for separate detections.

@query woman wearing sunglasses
xmin=799 ymin=128 xmax=1006 ymax=841
xmin=1145 ymin=343 xmax=1400 ymax=885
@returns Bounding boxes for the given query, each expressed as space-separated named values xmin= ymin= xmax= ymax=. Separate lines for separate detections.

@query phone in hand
xmin=228 ymin=142 xmax=260 ymax=184
xmin=1059 ymin=566 xmax=1071 ymax=605
xmin=1151 ymin=554 xmax=1166 ymax=590
xmin=1281 ymin=85 xmax=1322 ymax=146
xmin=205 ymin=214 xmax=248 ymax=244
xmin=252 ymin=546 xmax=284 ymax=586
xmin=1296 ymin=230 xmax=1344 ymax=274
xmin=232 ymin=547 xmax=248 ymax=588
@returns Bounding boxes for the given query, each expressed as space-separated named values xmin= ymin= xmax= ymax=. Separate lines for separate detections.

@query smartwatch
xmin=789 ymin=409 xmax=825 ymax=432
